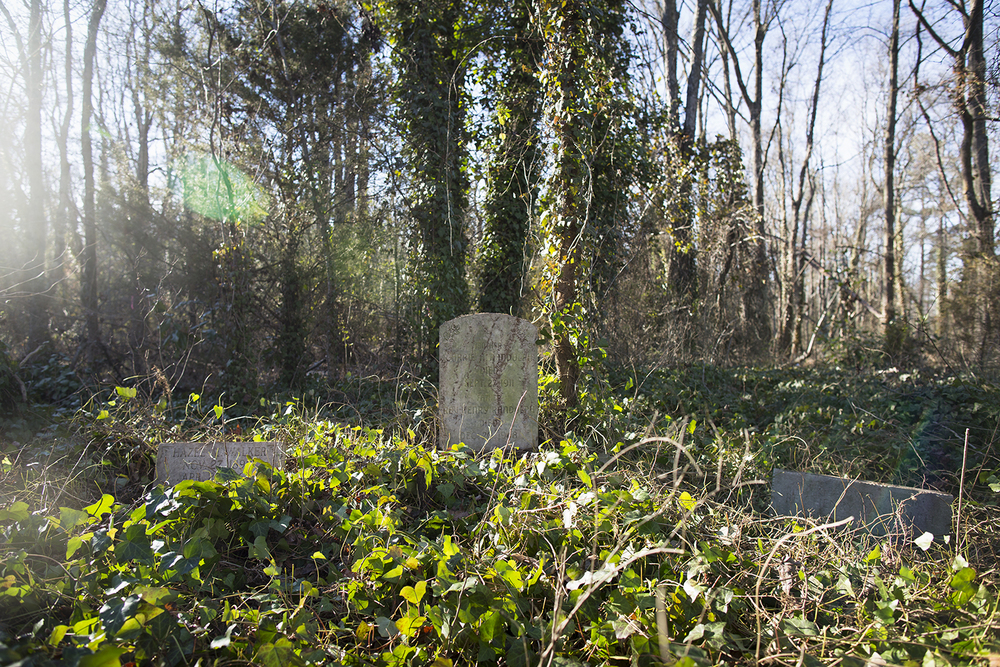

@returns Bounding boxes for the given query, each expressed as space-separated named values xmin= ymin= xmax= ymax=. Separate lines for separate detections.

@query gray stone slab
xmin=771 ymin=469 xmax=953 ymax=537
xmin=156 ymin=441 xmax=284 ymax=486
xmin=439 ymin=313 xmax=538 ymax=451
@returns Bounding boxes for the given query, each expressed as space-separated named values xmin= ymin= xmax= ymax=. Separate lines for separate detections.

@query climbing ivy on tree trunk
xmin=476 ymin=0 xmax=542 ymax=317
xmin=391 ymin=0 xmax=470 ymax=372
xmin=538 ymin=0 xmax=631 ymax=408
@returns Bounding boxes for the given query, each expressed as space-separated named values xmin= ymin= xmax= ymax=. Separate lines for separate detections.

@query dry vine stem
xmin=754 ymin=515 xmax=856 ymax=662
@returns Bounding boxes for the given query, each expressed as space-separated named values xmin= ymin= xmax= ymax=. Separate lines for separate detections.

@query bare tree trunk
xmin=912 ymin=0 xmax=995 ymax=359
xmin=937 ymin=216 xmax=948 ymax=337
xmin=709 ymin=0 xmax=773 ymax=350
xmin=81 ymin=0 xmax=108 ymax=361
xmin=661 ymin=0 xmax=680 ymax=127
xmin=883 ymin=0 xmax=901 ymax=354
xmin=662 ymin=0 xmax=707 ymax=339
xmin=24 ymin=0 xmax=48 ymax=349
xmin=780 ymin=0 xmax=833 ymax=356
xmin=54 ymin=0 xmax=74 ymax=300
xmin=127 ymin=0 xmax=154 ymax=377
xmin=714 ymin=0 xmax=738 ymax=140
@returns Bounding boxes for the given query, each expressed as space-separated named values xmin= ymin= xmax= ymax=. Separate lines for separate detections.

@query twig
xmin=957 ymin=428 xmax=969 ymax=554
xmin=754 ymin=516 xmax=856 ymax=662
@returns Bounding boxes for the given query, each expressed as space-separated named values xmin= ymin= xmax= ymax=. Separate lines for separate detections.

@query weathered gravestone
xmin=156 ymin=441 xmax=285 ymax=486
xmin=771 ymin=469 xmax=953 ymax=537
xmin=439 ymin=313 xmax=538 ymax=451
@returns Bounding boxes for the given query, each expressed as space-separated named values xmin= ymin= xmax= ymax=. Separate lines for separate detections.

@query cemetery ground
xmin=2 ymin=365 xmax=1000 ymax=667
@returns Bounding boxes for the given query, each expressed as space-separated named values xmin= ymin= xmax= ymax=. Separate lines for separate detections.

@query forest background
xmin=0 ymin=0 xmax=997 ymax=405
xmin=2 ymin=0 xmax=1000 ymax=664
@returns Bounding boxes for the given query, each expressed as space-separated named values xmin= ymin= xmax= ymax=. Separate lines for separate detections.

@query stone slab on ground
xmin=156 ymin=441 xmax=284 ymax=486
xmin=771 ymin=469 xmax=953 ymax=537
xmin=439 ymin=313 xmax=538 ymax=451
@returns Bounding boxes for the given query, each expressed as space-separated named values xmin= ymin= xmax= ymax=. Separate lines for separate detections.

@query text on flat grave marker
xmin=771 ymin=469 xmax=953 ymax=537
xmin=439 ymin=313 xmax=538 ymax=451
xmin=156 ymin=441 xmax=285 ymax=486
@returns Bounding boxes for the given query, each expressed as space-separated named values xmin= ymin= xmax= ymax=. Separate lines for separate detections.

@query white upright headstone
xmin=156 ymin=441 xmax=285 ymax=486
xmin=439 ymin=314 xmax=538 ymax=451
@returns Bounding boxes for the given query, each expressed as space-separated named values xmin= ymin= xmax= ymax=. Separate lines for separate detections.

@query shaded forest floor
xmin=1 ymin=364 xmax=999 ymax=666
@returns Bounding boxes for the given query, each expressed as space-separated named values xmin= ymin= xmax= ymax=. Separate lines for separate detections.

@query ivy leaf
xmin=394 ymin=615 xmax=426 ymax=637
xmin=84 ymin=494 xmax=115 ymax=519
xmin=0 ymin=501 xmax=29 ymax=522
xmin=376 ymin=616 xmax=398 ymax=638
xmin=99 ymin=595 xmax=140 ymax=636
xmin=210 ymin=623 xmax=237 ymax=649
xmin=401 ymin=580 xmax=427 ymax=604
xmin=60 ymin=506 xmax=90 ymax=532
xmin=48 ymin=625 xmax=70 ymax=647
xmin=250 ymin=535 xmax=272 ymax=560
xmin=950 ymin=567 xmax=978 ymax=606
xmin=78 ymin=646 xmax=129 ymax=667
xmin=678 ymin=491 xmax=697 ymax=512
xmin=115 ymin=386 xmax=137 ymax=400
xmin=478 ymin=610 xmax=502 ymax=644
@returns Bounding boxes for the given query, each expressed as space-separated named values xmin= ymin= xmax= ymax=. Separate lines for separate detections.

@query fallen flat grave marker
xmin=771 ymin=469 xmax=953 ymax=538
xmin=156 ymin=441 xmax=285 ymax=486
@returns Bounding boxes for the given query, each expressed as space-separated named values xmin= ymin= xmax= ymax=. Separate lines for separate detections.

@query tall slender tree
xmin=779 ymin=0 xmax=834 ymax=357
xmin=709 ymin=0 xmax=774 ymax=350
xmin=81 ymin=0 xmax=109 ymax=360
xmin=912 ymin=0 xmax=995 ymax=359
xmin=882 ymin=0 xmax=902 ymax=353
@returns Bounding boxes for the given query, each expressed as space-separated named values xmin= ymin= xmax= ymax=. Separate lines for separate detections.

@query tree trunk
xmin=912 ymin=0 xmax=995 ymax=359
xmin=24 ymin=0 xmax=48 ymax=349
xmin=709 ymin=0 xmax=772 ymax=351
xmin=81 ymin=0 xmax=108 ymax=362
xmin=550 ymin=0 xmax=584 ymax=407
xmin=54 ymin=0 xmax=74 ymax=303
xmin=937 ymin=216 xmax=948 ymax=337
xmin=883 ymin=0 xmax=902 ymax=353
xmin=478 ymin=0 xmax=541 ymax=316
xmin=780 ymin=0 xmax=832 ymax=356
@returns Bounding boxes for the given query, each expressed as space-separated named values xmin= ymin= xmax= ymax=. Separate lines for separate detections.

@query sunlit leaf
xmin=210 ymin=623 xmax=236 ymax=649
xmin=60 ymin=507 xmax=90 ymax=531
xmin=78 ymin=646 xmax=129 ymax=667
xmin=678 ymin=491 xmax=697 ymax=511
xmin=0 ymin=501 xmax=29 ymax=522
xmin=48 ymin=625 xmax=69 ymax=646
xmin=115 ymin=386 xmax=137 ymax=400
xmin=84 ymin=494 xmax=115 ymax=519
xmin=394 ymin=615 xmax=426 ymax=637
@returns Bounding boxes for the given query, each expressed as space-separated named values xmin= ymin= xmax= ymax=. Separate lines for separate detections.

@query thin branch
xmin=909 ymin=0 xmax=959 ymax=59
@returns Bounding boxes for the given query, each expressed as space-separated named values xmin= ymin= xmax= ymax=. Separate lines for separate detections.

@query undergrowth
xmin=1 ymin=366 xmax=998 ymax=666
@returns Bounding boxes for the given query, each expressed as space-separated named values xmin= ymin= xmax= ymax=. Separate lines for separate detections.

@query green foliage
xmin=386 ymin=0 xmax=471 ymax=370
xmin=0 ymin=339 xmax=23 ymax=413
xmin=2 ymin=367 xmax=1000 ymax=666
xmin=474 ymin=0 xmax=542 ymax=318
